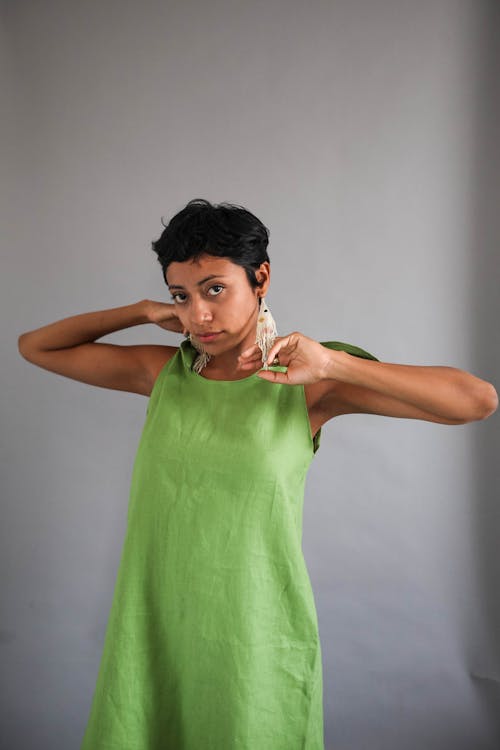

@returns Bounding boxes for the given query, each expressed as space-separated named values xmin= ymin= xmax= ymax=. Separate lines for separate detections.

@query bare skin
xmin=18 ymin=254 xmax=498 ymax=444
xmin=165 ymin=254 xmax=270 ymax=379
xmin=165 ymin=254 xmax=498 ymax=427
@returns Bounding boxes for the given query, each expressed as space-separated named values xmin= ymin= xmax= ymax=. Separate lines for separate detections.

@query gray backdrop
xmin=2 ymin=1 xmax=499 ymax=748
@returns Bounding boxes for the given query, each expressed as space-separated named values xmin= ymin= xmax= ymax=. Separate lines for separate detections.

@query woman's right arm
xmin=17 ymin=299 xmax=180 ymax=396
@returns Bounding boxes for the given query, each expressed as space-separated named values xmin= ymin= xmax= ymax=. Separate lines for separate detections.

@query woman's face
xmin=166 ymin=254 xmax=270 ymax=357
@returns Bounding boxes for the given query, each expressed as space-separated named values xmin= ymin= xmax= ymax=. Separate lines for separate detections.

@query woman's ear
xmin=255 ymin=262 xmax=271 ymax=295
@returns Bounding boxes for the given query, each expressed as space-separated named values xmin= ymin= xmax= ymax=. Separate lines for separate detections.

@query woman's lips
xmin=196 ymin=332 xmax=222 ymax=342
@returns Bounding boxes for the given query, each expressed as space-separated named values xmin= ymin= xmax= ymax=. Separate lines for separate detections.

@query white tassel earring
xmin=255 ymin=296 xmax=278 ymax=369
xmin=188 ymin=333 xmax=212 ymax=374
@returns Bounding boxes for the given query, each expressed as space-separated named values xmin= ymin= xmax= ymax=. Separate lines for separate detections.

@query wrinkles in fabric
xmin=81 ymin=338 xmax=376 ymax=750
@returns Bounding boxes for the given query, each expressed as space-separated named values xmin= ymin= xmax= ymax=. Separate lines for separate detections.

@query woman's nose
xmin=190 ymin=297 xmax=213 ymax=325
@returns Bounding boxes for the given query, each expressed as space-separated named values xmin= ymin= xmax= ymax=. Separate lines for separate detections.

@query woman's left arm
xmin=318 ymin=349 xmax=498 ymax=424
xmin=243 ymin=333 xmax=498 ymax=424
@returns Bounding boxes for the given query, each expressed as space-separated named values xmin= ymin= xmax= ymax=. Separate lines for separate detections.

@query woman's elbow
xmin=473 ymin=381 xmax=498 ymax=421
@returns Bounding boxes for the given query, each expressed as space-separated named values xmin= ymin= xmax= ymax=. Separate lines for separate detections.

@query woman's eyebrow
xmin=168 ymin=274 xmax=228 ymax=290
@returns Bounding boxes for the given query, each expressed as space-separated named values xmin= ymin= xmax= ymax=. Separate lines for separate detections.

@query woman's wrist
xmin=139 ymin=299 xmax=155 ymax=324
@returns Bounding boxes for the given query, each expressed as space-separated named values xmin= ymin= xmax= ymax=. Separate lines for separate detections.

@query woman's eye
xmin=207 ymin=285 xmax=224 ymax=296
xmin=170 ymin=293 xmax=187 ymax=303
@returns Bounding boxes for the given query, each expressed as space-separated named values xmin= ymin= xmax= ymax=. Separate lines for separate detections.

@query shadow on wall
xmin=467 ymin=0 xmax=500 ymax=739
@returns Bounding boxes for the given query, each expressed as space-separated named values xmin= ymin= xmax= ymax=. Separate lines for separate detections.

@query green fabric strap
xmin=319 ymin=340 xmax=379 ymax=362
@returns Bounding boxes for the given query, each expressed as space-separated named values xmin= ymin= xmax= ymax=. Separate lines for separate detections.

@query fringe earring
xmin=188 ymin=333 xmax=212 ymax=374
xmin=256 ymin=296 xmax=278 ymax=369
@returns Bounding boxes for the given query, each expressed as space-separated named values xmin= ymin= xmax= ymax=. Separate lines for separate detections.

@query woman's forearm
xmin=18 ymin=299 xmax=151 ymax=353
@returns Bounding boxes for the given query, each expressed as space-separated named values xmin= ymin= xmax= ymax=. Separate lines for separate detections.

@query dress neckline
xmin=180 ymin=339 xmax=288 ymax=384
xmin=181 ymin=339 xmax=263 ymax=385
xmin=190 ymin=366 xmax=262 ymax=384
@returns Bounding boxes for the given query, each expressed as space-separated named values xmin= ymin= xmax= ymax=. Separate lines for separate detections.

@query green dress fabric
xmin=81 ymin=338 xmax=378 ymax=750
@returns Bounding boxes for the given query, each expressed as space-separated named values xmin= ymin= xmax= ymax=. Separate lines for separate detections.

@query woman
xmin=18 ymin=199 xmax=498 ymax=750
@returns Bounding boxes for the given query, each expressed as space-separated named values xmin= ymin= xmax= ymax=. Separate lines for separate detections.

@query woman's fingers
xmin=240 ymin=335 xmax=298 ymax=370
xmin=257 ymin=368 xmax=289 ymax=384
xmin=238 ymin=344 xmax=262 ymax=369
xmin=240 ymin=343 xmax=261 ymax=358
xmin=265 ymin=335 xmax=295 ymax=366
xmin=239 ymin=357 xmax=262 ymax=369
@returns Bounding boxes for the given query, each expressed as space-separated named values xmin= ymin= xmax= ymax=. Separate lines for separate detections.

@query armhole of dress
xmin=312 ymin=427 xmax=322 ymax=454
xmin=298 ymin=384 xmax=322 ymax=456
xmin=146 ymin=348 xmax=180 ymax=416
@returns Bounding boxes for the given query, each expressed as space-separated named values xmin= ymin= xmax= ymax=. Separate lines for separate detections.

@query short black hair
xmin=151 ymin=198 xmax=270 ymax=290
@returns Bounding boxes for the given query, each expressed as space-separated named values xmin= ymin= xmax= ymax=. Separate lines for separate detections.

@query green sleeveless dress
xmin=81 ymin=338 xmax=377 ymax=750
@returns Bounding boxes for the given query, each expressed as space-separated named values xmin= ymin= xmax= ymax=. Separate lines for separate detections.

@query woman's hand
xmin=146 ymin=300 xmax=186 ymax=334
xmin=239 ymin=332 xmax=339 ymax=385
